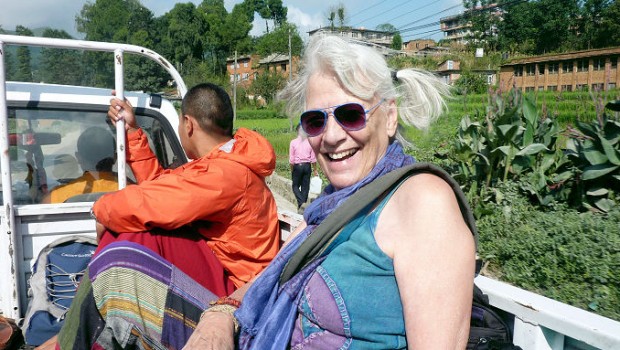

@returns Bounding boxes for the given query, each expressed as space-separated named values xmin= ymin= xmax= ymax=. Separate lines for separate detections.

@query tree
xmin=251 ymin=69 xmax=286 ymax=104
xmin=14 ymin=25 xmax=34 ymax=82
xmin=596 ymin=0 xmax=620 ymax=47
xmin=337 ymin=3 xmax=346 ymax=29
xmin=326 ymin=8 xmax=336 ymax=31
xmin=76 ymin=0 xmax=164 ymax=91
xmin=462 ymin=0 xmax=501 ymax=52
xmin=254 ymin=22 xmax=303 ymax=56
xmin=453 ymin=71 xmax=488 ymax=95
xmin=159 ymin=3 xmax=207 ymax=74
xmin=40 ymin=29 xmax=83 ymax=85
xmin=0 ymin=26 xmax=17 ymax=80
xmin=392 ymin=33 xmax=403 ymax=51
xmin=255 ymin=0 xmax=287 ymax=33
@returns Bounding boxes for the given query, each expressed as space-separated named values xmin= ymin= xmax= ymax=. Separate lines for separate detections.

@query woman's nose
xmin=321 ymin=112 xmax=347 ymax=142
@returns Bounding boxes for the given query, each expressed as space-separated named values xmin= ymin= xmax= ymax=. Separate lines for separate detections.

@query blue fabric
xmin=236 ymin=141 xmax=414 ymax=350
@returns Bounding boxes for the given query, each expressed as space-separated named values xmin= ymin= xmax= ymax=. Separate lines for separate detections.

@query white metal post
xmin=114 ymin=49 xmax=127 ymax=189
xmin=0 ymin=39 xmax=21 ymax=319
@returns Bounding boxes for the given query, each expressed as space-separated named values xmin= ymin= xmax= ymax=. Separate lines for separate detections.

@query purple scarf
xmin=236 ymin=141 xmax=414 ymax=349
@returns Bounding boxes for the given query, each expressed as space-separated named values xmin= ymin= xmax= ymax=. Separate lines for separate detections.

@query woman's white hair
xmin=277 ymin=34 xmax=450 ymax=145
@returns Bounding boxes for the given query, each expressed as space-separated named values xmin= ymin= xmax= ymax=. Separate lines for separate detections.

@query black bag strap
xmin=279 ymin=162 xmax=478 ymax=285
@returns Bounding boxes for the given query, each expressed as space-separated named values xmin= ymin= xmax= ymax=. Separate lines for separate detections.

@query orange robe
xmin=93 ymin=128 xmax=280 ymax=289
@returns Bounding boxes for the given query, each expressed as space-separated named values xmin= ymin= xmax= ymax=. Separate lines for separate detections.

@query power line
xmin=396 ymin=3 xmax=462 ymax=31
xmin=388 ymin=0 xmax=442 ymax=25
xmin=352 ymin=0 xmax=412 ymax=28
xmin=347 ymin=0 xmax=388 ymax=21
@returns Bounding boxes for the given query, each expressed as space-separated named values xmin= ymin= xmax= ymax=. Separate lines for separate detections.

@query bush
xmin=477 ymin=181 xmax=620 ymax=321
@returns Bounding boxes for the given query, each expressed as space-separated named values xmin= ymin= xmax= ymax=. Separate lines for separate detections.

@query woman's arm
xmin=376 ymin=173 xmax=476 ymax=349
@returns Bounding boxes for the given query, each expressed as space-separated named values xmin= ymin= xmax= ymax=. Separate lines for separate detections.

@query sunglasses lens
xmin=300 ymin=111 xmax=326 ymax=136
xmin=334 ymin=103 xmax=366 ymax=130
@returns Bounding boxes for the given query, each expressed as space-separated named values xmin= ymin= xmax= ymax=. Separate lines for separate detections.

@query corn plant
xmin=564 ymin=110 xmax=620 ymax=212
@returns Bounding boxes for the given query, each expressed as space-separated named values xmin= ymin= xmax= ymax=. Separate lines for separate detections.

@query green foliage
xmin=476 ymin=181 xmax=620 ymax=321
xmin=236 ymin=108 xmax=287 ymax=120
xmin=14 ymin=25 xmax=34 ymax=82
xmin=250 ymin=70 xmax=286 ymax=104
xmin=254 ymin=22 xmax=303 ymax=56
xmin=445 ymin=88 xmax=620 ymax=212
xmin=564 ymin=112 xmax=620 ymax=212
xmin=453 ymin=71 xmax=489 ymax=95
xmin=39 ymin=29 xmax=82 ymax=85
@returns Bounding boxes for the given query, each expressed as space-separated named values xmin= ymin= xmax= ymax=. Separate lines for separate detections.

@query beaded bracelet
xmin=209 ymin=296 xmax=242 ymax=308
xmin=200 ymin=298 xmax=241 ymax=333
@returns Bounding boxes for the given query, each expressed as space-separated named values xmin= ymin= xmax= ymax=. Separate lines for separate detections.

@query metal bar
xmin=0 ymin=39 xmax=21 ymax=319
xmin=0 ymin=35 xmax=187 ymax=97
xmin=114 ymin=49 xmax=127 ymax=189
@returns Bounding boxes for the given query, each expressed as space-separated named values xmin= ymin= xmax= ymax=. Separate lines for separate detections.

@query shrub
xmin=477 ymin=181 xmax=620 ymax=321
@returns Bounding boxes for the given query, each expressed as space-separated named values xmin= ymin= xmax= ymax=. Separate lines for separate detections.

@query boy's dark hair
xmin=181 ymin=83 xmax=234 ymax=137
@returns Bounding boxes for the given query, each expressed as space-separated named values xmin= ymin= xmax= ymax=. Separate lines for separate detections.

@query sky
xmin=0 ymin=0 xmax=464 ymax=42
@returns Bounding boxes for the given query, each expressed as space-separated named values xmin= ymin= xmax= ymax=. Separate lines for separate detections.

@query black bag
xmin=469 ymin=284 xmax=521 ymax=349
xmin=280 ymin=163 xmax=520 ymax=349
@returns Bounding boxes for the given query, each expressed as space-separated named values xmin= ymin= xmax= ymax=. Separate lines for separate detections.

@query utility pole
xmin=233 ymin=50 xmax=237 ymax=122
xmin=288 ymin=28 xmax=292 ymax=82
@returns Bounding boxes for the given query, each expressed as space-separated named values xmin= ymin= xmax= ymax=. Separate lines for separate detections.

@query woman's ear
xmin=385 ymin=99 xmax=398 ymax=138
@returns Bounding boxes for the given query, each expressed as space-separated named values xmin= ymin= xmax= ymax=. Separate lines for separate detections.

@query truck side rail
xmin=476 ymin=275 xmax=620 ymax=349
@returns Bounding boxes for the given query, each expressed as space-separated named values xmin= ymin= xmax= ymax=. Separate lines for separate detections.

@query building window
xmin=611 ymin=57 xmax=618 ymax=69
xmin=537 ymin=63 xmax=545 ymax=75
xmin=243 ymin=62 xmax=248 ymax=68
xmin=548 ymin=85 xmax=557 ymax=91
xmin=526 ymin=64 xmax=536 ymax=76
xmin=242 ymin=73 xmax=249 ymax=80
xmin=281 ymin=63 xmax=287 ymax=72
xmin=561 ymin=85 xmax=573 ymax=92
xmin=577 ymin=59 xmax=588 ymax=72
xmin=447 ymin=60 xmax=454 ymax=70
xmin=514 ymin=66 xmax=523 ymax=77
xmin=487 ymin=74 xmax=493 ymax=84
xmin=563 ymin=62 xmax=573 ymax=73
xmin=538 ymin=86 xmax=544 ymax=91
xmin=608 ymin=82 xmax=617 ymax=90
xmin=229 ymin=74 xmax=234 ymax=82
xmin=548 ymin=62 xmax=558 ymax=74
xmin=576 ymin=84 xmax=587 ymax=91
xmin=525 ymin=86 xmax=535 ymax=92
xmin=592 ymin=83 xmax=604 ymax=91
xmin=593 ymin=58 xmax=605 ymax=71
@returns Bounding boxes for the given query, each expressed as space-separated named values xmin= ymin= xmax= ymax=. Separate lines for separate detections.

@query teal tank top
xmin=290 ymin=188 xmax=407 ymax=349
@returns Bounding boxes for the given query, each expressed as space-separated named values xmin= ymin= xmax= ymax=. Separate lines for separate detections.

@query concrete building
xmin=435 ymin=59 xmax=496 ymax=86
xmin=499 ymin=47 xmax=620 ymax=92
xmin=440 ymin=3 xmax=500 ymax=46
xmin=307 ymin=27 xmax=400 ymax=56
xmin=402 ymin=39 xmax=436 ymax=55
xmin=226 ymin=55 xmax=258 ymax=88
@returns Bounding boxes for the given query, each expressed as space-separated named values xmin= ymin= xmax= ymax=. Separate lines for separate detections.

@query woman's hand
xmin=183 ymin=311 xmax=236 ymax=350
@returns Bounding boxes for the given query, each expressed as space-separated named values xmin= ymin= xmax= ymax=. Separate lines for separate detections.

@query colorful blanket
xmin=58 ymin=241 xmax=217 ymax=350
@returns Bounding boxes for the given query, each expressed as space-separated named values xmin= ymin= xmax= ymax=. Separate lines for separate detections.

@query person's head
xmin=179 ymin=83 xmax=234 ymax=159
xmin=76 ymin=126 xmax=116 ymax=172
xmin=278 ymin=35 xmax=449 ymax=189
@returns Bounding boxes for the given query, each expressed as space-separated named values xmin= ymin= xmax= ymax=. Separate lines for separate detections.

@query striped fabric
xmin=58 ymin=241 xmax=218 ymax=350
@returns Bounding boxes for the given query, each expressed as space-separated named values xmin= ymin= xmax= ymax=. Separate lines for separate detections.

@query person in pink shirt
xmin=289 ymin=124 xmax=317 ymax=210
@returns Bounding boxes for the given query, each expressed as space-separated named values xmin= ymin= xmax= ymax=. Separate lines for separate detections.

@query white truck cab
xmin=0 ymin=34 xmax=190 ymax=320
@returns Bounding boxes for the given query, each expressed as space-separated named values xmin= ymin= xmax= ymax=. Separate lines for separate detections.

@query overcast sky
xmin=0 ymin=0 xmax=463 ymax=42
